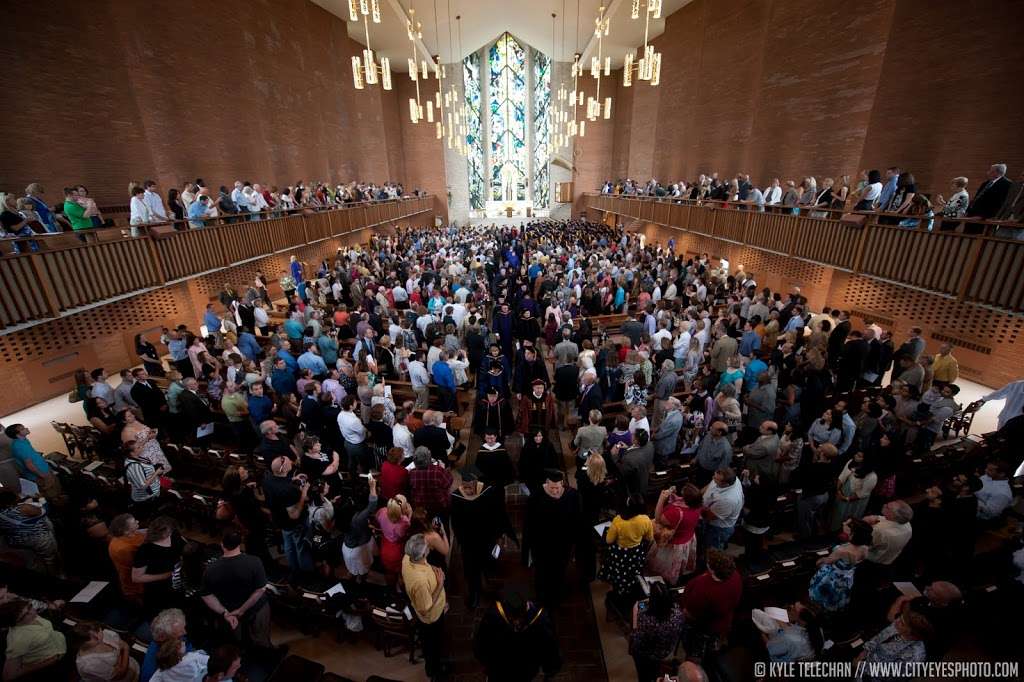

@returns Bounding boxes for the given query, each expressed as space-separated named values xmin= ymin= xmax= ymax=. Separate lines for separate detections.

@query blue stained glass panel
xmin=464 ymin=52 xmax=485 ymax=210
xmin=532 ymin=49 xmax=551 ymax=208
xmin=488 ymin=33 xmax=528 ymax=201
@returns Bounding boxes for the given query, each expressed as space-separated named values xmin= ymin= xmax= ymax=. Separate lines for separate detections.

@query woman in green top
xmin=0 ymin=598 xmax=67 ymax=679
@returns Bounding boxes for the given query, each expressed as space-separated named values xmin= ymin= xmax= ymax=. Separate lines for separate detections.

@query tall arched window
xmin=464 ymin=52 xmax=485 ymax=210
xmin=488 ymin=32 xmax=528 ymax=202
xmin=532 ymin=49 xmax=551 ymax=209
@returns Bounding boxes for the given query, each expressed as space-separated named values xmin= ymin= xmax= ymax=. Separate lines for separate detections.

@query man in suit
xmin=652 ymin=397 xmax=683 ymax=468
xmin=827 ymin=310 xmax=851 ymax=370
xmin=616 ymin=429 xmax=654 ymax=501
xmin=620 ymin=314 xmax=645 ymax=349
xmin=837 ymin=330 xmax=869 ymax=393
xmin=130 ymin=368 xmax=168 ymax=428
xmin=966 ymin=163 xmax=1011 ymax=220
xmin=553 ymin=328 xmax=579 ymax=367
xmin=709 ymin=328 xmax=738 ymax=374
xmin=577 ymin=370 xmax=604 ymax=421
xmin=179 ymin=377 xmax=215 ymax=444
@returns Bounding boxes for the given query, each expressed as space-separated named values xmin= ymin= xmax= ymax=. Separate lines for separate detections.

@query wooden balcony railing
xmin=0 ymin=196 xmax=434 ymax=328
xmin=586 ymin=193 xmax=1024 ymax=312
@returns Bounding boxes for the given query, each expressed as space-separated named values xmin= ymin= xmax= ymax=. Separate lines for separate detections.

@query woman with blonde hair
xmin=375 ymin=493 xmax=412 ymax=585
xmin=759 ymin=319 xmax=778 ymax=351
xmin=798 ymin=177 xmax=818 ymax=206
xmin=714 ymin=385 xmax=742 ymax=439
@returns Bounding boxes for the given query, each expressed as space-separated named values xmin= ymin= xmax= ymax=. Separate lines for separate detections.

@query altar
xmin=480 ymin=161 xmax=546 ymax=218
xmin=483 ymin=199 xmax=537 ymax=218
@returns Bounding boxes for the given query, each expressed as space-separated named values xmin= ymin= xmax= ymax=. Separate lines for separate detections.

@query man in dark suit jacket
xmin=178 ymin=377 xmax=214 ymax=442
xmin=827 ymin=311 xmax=851 ymax=370
xmin=130 ymin=368 xmax=168 ymax=428
xmin=837 ymin=331 xmax=869 ymax=393
xmin=577 ymin=372 xmax=604 ymax=421
xmin=966 ymin=164 xmax=1011 ymax=220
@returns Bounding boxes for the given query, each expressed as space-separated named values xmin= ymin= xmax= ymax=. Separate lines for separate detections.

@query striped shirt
xmin=125 ymin=458 xmax=160 ymax=502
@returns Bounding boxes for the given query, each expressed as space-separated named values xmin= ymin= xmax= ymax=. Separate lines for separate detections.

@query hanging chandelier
xmin=453 ymin=13 xmax=469 ymax=157
xmin=349 ymin=0 xmax=392 ymax=91
xmin=406 ymin=3 xmax=432 ymax=123
xmin=550 ymin=11 xmax=567 ymax=153
xmin=431 ymin=0 xmax=445 ymax=139
xmin=566 ymin=0 xmax=585 ymax=139
xmin=623 ymin=0 xmax=662 ymax=87
xmin=553 ymin=3 xmax=570 ymax=151
xmin=586 ymin=4 xmax=612 ymax=122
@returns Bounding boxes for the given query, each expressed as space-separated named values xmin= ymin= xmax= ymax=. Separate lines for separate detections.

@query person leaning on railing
xmin=63 ymin=186 xmax=95 ymax=231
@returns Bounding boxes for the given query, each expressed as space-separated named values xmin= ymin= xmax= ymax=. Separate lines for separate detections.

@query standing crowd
xmin=1 ymin=216 xmax=1021 ymax=682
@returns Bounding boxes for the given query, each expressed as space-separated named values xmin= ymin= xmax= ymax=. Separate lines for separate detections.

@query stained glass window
xmin=464 ymin=52 xmax=485 ymax=210
xmin=488 ymin=33 xmax=528 ymax=202
xmin=532 ymin=49 xmax=551 ymax=209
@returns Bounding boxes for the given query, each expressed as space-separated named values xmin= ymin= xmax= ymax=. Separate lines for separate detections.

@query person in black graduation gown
xmin=522 ymin=470 xmax=582 ymax=606
xmin=473 ymin=588 xmax=562 ymax=681
xmin=475 ymin=429 xmax=516 ymax=489
xmin=473 ymin=387 xmax=515 ymax=438
xmin=518 ymin=429 xmax=561 ymax=497
xmin=451 ymin=471 xmax=517 ymax=607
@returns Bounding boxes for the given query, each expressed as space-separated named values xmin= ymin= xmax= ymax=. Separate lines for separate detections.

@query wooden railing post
xmin=850 ymin=220 xmax=870 ymax=274
xmin=957 ymin=235 xmax=987 ymax=301
xmin=142 ymin=234 xmax=167 ymax=284
xmin=27 ymin=253 xmax=61 ymax=318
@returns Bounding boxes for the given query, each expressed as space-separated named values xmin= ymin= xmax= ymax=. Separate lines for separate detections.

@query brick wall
xmin=582 ymin=0 xmax=1024 ymax=198
xmin=396 ymin=78 xmax=449 ymax=224
xmin=0 ymin=0 xmax=422 ymax=205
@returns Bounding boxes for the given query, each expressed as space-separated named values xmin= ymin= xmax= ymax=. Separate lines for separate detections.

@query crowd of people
xmin=1 ymin=216 xmax=1022 ymax=682
xmin=1 ymin=179 xmax=419 ymax=250
xmin=601 ymin=163 xmax=1024 ymax=237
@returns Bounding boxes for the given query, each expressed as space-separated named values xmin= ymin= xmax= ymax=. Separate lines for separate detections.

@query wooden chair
xmin=368 ymin=605 xmax=419 ymax=662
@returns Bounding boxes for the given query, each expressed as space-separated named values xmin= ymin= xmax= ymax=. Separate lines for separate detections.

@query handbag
xmin=840 ymin=212 xmax=867 ymax=227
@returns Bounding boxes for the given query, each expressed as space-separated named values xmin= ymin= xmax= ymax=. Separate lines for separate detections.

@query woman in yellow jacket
xmin=599 ymin=497 xmax=654 ymax=597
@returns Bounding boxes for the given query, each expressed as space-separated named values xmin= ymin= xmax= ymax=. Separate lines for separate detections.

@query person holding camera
xmin=262 ymin=455 xmax=313 ymax=581
xmin=125 ymin=439 xmax=163 ymax=522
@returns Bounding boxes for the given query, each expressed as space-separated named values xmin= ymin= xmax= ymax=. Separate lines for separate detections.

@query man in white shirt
xmin=253 ymin=302 xmax=269 ymax=333
xmin=89 ymin=367 xmax=115 ymax=404
xmin=702 ymin=467 xmax=744 ymax=549
xmin=392 ymin=409 xmax=415 ymax=459
xmin=231 ymin=181 xmax=247 ymax=212
xmin=447 ymin=303 xmax=468 ymax=328
xmin=408 ymin=352 xmax=431 ymax=409
xmin=864 ymin=501 xmax=914 ymax=566
xmin=977 ymin=462 xmax=1013 ymax=520
xmin=765 ymin=178 xmax=782 ymax=205
xmin=980 ymin=379 xmax=1024 ymax=430
xmin=336 ymin=395 xmax=367 ymax=472
xmin=416 ymin=310 xmax=434 ymax=338
xmin=651 ymin=319 xmax=672 ymax=350
xmin=391 ymin=283 xmax=409 ymax=308
xmin=142 ymin=180 xmax=168 ymax=221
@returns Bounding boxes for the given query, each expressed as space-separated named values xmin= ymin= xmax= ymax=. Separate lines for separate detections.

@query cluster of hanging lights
xmin=350 ymin=0 xmax=662 ymax=154
xmin=551 ymin=0 xmax=663 ymax=144
xmin=349 ymin=0 xmax=392 ymax=90
xmin=623 ymin=0 xmax=662 ymax=87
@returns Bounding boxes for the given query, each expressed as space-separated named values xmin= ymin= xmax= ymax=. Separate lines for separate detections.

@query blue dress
xmin=808 ymin=550 xmax=857 ymax=612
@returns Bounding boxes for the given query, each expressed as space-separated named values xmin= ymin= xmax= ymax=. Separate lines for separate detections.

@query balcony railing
xmin=0 ymin=196 xmax=434 ymax=328
xmin=585 ymin=193 xmax=1024 ymax=312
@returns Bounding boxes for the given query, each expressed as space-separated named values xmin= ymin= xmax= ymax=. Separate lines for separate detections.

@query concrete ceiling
xmin=312 ymin=0 xmax=689 ymax=71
